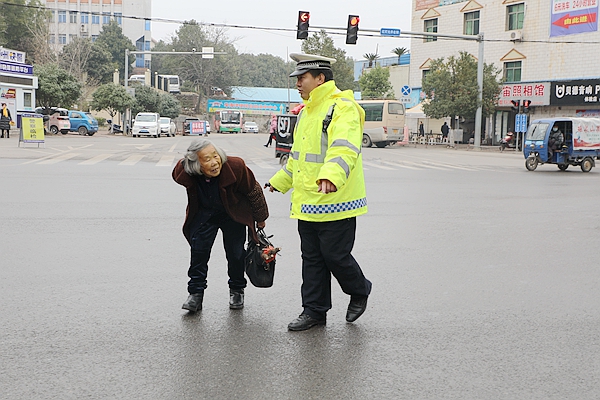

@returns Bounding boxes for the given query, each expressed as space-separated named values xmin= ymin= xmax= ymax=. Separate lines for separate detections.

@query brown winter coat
xmin=172 ymin=156 xmax=269 ymax=244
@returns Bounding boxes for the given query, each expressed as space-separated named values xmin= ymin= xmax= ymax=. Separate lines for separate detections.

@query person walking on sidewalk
xmin=266 ymin=53 xmax=372 ymax=332
xmin=0 ymin=103 xmax=12 ymax=138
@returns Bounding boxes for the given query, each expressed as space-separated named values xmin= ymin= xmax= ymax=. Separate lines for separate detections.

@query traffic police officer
xmin=266 ymin=53 xmax=372 ymax=331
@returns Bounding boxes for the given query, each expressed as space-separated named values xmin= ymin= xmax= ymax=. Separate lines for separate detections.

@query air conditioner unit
xmin=80 ymin=24 xmax=87 ymax=33
xmin=510 ymin=30 xmax=523 ymax=41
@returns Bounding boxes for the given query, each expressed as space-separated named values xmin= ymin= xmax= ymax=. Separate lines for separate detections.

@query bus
xmin=157 ymin=74 xmax=181 ymax=94
xmin=215 ymin=110 xmax=243 ymax=133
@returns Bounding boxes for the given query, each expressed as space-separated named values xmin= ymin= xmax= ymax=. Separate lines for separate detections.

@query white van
xmin=132 ymin=112 xmax=160 ymax=138
xmin=358 ymin=100 xmax=406 ymax=148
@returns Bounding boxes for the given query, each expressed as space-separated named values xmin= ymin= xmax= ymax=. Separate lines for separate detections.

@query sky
xmin=150 ymin=0 xmax=414 ymax=62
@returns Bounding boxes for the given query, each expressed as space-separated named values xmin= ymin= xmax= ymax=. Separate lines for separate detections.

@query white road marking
xmin=362 ymin=160 xmax=396 ymax=170
xmin=119 ymin=154 xmax=145 ymax=165
xmin=249 ymin=158 xmax=276 ymax=169
xmin=79 ymin=154 xmax=113 ymax=165
xmin=38 ymin=153 xmax=80 ymax=164
xmin=156 ymin=155 xmax=175 ymax=167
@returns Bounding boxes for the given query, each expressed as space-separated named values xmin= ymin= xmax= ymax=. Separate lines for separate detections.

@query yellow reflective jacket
xmin=269 ymin=80 xmax=367 ymax=222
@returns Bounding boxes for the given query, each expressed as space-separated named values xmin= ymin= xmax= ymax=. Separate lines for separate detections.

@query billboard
xmin=550 ymin=0 xmax=598 ymax=37
xmin=551 ymin=79 xmax=600 ymax=105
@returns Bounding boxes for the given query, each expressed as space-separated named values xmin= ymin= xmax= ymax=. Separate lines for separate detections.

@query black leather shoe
xmin=229 ymin=289 xmax=244 ymax=309
xmin=182 ymin=293 xmax=203 ymax=312
xmin=288 ymin=314 xmax=326 ymax=331
xmin=346 ymin=296 xmax=368 ymax=322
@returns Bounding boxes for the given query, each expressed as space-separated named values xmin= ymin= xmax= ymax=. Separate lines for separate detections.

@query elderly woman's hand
xmin=256 ymin=221 xmax=266 ymax=229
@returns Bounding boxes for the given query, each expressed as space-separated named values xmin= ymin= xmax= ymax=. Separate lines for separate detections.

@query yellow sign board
xmin=21 ymin=114 xmax=45 ymax=143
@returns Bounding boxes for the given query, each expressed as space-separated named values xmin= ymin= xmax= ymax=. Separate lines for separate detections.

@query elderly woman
xmin=173 ymin=139 xmax=269 ymax=312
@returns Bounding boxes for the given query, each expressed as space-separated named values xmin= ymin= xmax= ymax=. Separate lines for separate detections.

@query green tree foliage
xmin=35 ymin=63 xmax=82 ymax=109
xmin=153 ymin=21 xmax=239 ymax=104
xmin=391 ymin=47 xmax=409 ymax=64
xmin=363 ymin=53 xmax=379 ymax=68
xmin=59 ymin=38 xmax=113 ymax=85
xmin=131 ymin=85 xmax=161 ymax=115
xmin=159 ymin=93 xmax=181 ymax=119
xmin=422 ymin=51 xmax=501 ymax=121
xmin=301 ymin=30 xmax=355 ymax=91
xmin=234 ymin=53 xmax=289 ymax=88
xmin=358 ymin=66 xmax=394 ymax=99
xmin=0 ymin=0 xmax=48 ymax=63
xmin=95 ymin=20 xmax=135 ymax=82
xmin=91 ymin=83 xmax=134 ymax=119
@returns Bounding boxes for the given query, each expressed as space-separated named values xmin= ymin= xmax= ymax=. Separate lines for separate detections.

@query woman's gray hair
xmin=182 ymin=139 xmax=228 ymax=176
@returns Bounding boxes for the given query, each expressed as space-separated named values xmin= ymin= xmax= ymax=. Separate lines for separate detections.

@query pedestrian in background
xmin=441 ymin=121 xmax=449 ymax=142
xmin=264 ymin=115 xmax=277 ymax=147
xmin=0 ymin=103 xmax=12 ymax=138
xmin=418 ymin=121 xmax=425 ymax=137
xmin=173 ymin=139 xmax=269 ymax=312
xmin=266 ymin=53 xmax=372 ymax=332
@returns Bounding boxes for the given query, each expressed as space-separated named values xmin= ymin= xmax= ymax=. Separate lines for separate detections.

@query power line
xmin=3 ymin=1 xmax=600 ymax=45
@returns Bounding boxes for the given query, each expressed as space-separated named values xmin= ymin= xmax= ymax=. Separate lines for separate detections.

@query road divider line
xmin=119 ymin=154 xmax=145 ymax=165
xmin=79 ymin=154 xmax=113 ymax=165
xmin=168 ymin=141 xmax=179 ymax=153
xmin=38 ymin=153 xmax=80 ymax=164
xmin=379 ymin=160 xmax=422 ymax=170
xmin=156 ymin=155 xmax=176 ymax=167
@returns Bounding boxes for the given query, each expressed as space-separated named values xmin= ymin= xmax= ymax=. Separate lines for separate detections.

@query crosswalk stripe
xmin=249 ymin=158 xmax=276 ymax=169
xmin=156 ymin=155 xmax=175 ymax=167
xmin=79 ymin=154 xmax=113 ymax=165
xmin=362 ymin=160 xmax=396 ymax=170
xmin=119 ymin=154 xmax=145 ymax=165
xmin=38 ymin=153 xmax=80 ymax=164
xmin=379 ymin=160 xmax=423 ymax=170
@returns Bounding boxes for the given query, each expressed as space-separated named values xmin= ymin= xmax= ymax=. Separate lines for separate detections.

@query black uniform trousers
xmin=298 ymin=217 xmax=372 ymax=319
xmin=187 ymin=214 xmax=247 ymax=294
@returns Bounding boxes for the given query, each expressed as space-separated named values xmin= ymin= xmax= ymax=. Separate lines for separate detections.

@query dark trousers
xmin=188 ymin=215 xmax=247 ymax=294
xmin=298 ymin=218 xmax=372 ymax=319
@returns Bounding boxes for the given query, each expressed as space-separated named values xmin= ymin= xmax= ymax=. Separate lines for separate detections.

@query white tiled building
xmin=410 ymin=0 xmax=600 ymax=141
xmin=45 ymin=0 xmax=152 ymax=69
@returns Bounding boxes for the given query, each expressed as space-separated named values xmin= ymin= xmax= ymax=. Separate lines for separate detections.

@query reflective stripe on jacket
xmin=269 ymin=80 xmax=367 ymax=222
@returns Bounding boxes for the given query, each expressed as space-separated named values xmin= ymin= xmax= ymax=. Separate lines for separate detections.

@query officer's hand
xmin=318 ymin=179 xmax=337 ymax=194
xmin=264 ymin=182 xmax=278 ymax=192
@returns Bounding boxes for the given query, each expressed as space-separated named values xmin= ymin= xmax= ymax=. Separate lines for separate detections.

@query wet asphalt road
xmin=1 ymin=133 xmax=600 ymax=399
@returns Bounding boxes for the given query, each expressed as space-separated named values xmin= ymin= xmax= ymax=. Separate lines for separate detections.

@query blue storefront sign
xmin=207 ymin=99 xmax=287 ymax=115
xmin=0 ymin=61 xmax=33 ymax=76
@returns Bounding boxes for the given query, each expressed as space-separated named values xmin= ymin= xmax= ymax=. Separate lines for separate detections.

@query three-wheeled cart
xmin=275 ymin=114 xmax=297 ymax=165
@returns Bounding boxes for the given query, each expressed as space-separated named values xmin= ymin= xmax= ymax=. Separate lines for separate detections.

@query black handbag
xmin=244 ymin=229 xmax=279 ymax=288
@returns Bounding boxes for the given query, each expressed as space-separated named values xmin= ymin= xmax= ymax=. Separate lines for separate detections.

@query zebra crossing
xmin=21 ymin=151 xmax=512 ymax=172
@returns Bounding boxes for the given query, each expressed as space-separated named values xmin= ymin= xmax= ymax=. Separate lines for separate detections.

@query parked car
xmin=68 ymin=110 xmax=98 ymax=136
xmin=35 ymin=107 xmax=70 ymax=135
xmin=159 ymin=117 xmax=176 ymax=137
xmin=243 ymin=121 xmax=259 ymax=133
xmin=132 ymin=112 xmax=160 ymax=138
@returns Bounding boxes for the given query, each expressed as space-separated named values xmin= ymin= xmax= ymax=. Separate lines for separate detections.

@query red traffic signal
xmin=510 ymin=99 xmax=520 ymax=112
xmin=522 ymin=99 xmax=532 ymax=112
xmin=297 ymin=11 xmax=310 ymax=40
xmin=346 ymin=15 xmax=360 ymax=45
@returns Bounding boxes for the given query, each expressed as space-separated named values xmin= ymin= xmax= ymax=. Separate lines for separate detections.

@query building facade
xmin=0 ymin=48 xmax=38 ymax=126
xmin=45 ymin=0 xmax=152 ymax=69
xmin=410 ymin=0 xmax=600 ymax=142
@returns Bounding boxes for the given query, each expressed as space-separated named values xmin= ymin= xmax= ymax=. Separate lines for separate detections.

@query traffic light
xmin=297 ymin=11 xmax=310 ymax=40
xmin=522 ymin=99 xmax=531 ymax=112
xmin=510 ymin=99 xmax=520 ymax=112
xmin=346 ymin=15 xmax=360 ymax=45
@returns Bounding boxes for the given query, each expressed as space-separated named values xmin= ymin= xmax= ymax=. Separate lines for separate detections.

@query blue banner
xmin=207 ymin=99 xmax=287 ymax=115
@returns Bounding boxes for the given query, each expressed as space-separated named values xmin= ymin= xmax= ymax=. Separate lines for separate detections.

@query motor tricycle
xmin=275 ymin=114 xmax=297 ymax=165
xmin=523 ymin=118 xmax=600 ymax=173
